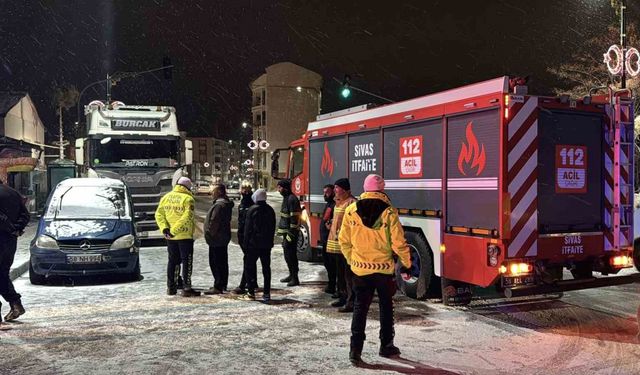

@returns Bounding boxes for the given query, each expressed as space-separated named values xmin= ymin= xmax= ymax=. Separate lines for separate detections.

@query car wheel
xmin=29 ymin=260 xmax=46 ymax=285
xmin=395 ymin=231 xmax=434 ymax=300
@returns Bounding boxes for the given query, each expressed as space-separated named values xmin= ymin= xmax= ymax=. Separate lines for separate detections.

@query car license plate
xmin=138 ymin=231 xmax=148 ymax=238
xmin=67 ymin=254 xmax=102 ymax=264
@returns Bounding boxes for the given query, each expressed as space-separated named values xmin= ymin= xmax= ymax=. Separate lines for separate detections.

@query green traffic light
xmin=341 ymin=87 xmax=351 ymax=98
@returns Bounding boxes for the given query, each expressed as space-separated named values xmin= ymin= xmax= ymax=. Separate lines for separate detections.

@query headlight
xmin=110 ymin=234 xmax=135 ymax=250
xmin=35 ymin=235 xmax=59 ymax=249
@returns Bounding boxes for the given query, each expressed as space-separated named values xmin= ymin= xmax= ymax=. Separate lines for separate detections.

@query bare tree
xmin=548 ymin=24 xmax=639 ymax=102
xmin=52 ymin=85 xmax=79 ymax=159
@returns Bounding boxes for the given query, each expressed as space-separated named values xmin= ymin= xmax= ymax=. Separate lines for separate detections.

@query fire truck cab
xmin=273 ymin=77 xmax=640 ymax=305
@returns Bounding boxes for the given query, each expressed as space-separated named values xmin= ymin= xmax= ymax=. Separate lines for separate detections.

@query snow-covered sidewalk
xmin=10 ymin=219 xmax=38 ymax=281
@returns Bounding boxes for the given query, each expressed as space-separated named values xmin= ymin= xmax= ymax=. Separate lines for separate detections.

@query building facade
xmin=250 ymin=62 xmax=322 ymax=189
xmin=0 ymin=92 xmax=46 ymax=212
xmin=187 ymin=136 xmax=242 ymax=184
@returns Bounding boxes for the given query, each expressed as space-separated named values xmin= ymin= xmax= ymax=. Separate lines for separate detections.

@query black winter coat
xmin=204 ymin=197 xmax=234 ymax=247
xmin=0 ymin=184 xmax=29 ymax=235
xmin=319 ymin=198 xmax=335 ymax=244
xmin=237 ymin=193 xmax=254 ymax=249
xmin=244 ymin=201 xmax=276 ymax=250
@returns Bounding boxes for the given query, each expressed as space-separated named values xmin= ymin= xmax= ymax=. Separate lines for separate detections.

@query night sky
xmin=0 ymin=1 xmax=633 ymax=142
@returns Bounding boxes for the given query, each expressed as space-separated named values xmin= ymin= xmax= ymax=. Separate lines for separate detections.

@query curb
xmin=10 ymin=261 xmax=29 ymax=282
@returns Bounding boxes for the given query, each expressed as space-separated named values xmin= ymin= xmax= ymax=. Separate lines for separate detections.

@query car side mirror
xmin=134 ymin=212 xmax=148 ymax=222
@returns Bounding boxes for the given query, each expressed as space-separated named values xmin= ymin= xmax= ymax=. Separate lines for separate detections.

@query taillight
xmin=610 ymin=254 xmax=633 ymax=268
xmin=499 ymin=261 xmax=533 ymax=276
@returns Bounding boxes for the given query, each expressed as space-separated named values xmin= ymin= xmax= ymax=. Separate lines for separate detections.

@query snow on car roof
xmin=56 ymin=177 xmax=126 ymax=189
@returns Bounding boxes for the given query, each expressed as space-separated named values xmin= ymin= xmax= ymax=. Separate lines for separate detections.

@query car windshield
xmin=45 ymin=186 xmax=130 ymax=219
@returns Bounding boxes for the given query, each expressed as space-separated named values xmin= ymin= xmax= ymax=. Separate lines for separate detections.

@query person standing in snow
xmin=276 ymin=179 xmax=302 ymax=287
xmin=203 ymin=183 xmax=234 ymax=295
xmin=327 ymin=178 xmax=357 ymax=312
xmin=242 ymin=189 xmax=276 ymax=301
xmin=338 ymin=174 xmax=411 ymax=365
xmin=155 ymin=176 xmax=201 ymax=297
xmin=0 ymin=179 xmax=30 ymax=326
xmin=319 ymin=184 xmax=336 ymax=295
xmin=232 ymin=182 xmax=255 ymax=294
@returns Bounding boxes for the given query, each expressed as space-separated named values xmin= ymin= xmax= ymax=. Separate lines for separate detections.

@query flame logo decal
xmin=321 ymin=142 xmax=334 ymax=177
xmin=457 ymin=122 xmax=486 ymax=176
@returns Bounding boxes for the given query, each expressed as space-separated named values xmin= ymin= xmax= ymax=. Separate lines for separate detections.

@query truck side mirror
xmin=75 ymin=138 xmax=85 ymax=165
xmin=184 ymin=139 xmax=193 ymax=166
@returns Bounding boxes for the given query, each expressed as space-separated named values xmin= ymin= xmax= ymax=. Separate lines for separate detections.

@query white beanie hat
xmin=177 ymin=176 xmax=192 ymax=189
xmin=252 ymin=188 xmax=267 ymax=202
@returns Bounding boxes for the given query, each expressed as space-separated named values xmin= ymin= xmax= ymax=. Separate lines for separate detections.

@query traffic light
xmin=163 ymin=56 xmax=172 ymax=80
xmin=340 ymin=75 xmax=351 ymax=99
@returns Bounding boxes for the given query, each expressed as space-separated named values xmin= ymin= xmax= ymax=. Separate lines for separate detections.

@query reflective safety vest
xmin=155 ymin=184 xmax=196 ymax=240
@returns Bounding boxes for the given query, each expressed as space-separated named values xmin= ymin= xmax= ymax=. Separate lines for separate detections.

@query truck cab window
xmin=289 ymin=146 xmax=304 ymax=178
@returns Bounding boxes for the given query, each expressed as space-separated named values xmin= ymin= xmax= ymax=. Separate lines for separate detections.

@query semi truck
xmin=272 ymin=76 xmax=639 ymax=305
xmin=74 ymin=100 xmax=192 ymax=242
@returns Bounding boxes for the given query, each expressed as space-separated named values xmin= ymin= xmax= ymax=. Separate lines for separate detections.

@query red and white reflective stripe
xmin=604 ymin=148 xmax=614 ymax=250
xmin=507 ymin=97 xmax=538 ymax=258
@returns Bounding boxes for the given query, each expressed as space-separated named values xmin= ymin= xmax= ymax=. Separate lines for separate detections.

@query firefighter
xmin=338 ymin=174 xmax=411 ymax=365
xmin=242 ymin=189 xmax=276 ymax=301
xmin=203 ymin=184 xmax=234 ymax=295
xmin=320 ymin=184 xmax=336 ymax=294
xmin=155 ymin=177 xmax=201 ymax=297
xmin=233 ymin=182 xmax=255 ymax=294
xmin=0 ymin=179 xmax=30 ymax=325
xmin=276 ymin=179 xmax=302 ymax=286
xmin=326 ymin=178 xmax=356 ymax=312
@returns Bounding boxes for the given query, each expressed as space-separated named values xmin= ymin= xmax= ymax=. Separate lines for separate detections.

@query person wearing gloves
xmin=242 ymin=189 xmax=276 ymax=301
xmin=203 ymin=183 xmax=234 ymax=295
xmin=276 ymin=179 xmax=302 ymax=286
xmin=232 ymin=182 xmax=255 ymax=294
xmin=338 ymin=174 xmax=411 ymax=365
xmin=155 ymin=176 xmax=201 ymax=297
xmin=326 ymin=178 xmax=357 ymax=312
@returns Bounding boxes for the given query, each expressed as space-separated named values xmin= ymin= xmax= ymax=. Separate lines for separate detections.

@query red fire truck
xmin=272 ymin=76 xmax=639 ymax=305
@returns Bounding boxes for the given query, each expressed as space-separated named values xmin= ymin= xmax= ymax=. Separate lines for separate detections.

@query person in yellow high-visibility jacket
xmin=155 ymin=177 xmax=200 ymax=297
xmin=338 ymin=174 xmax=411 ymax=365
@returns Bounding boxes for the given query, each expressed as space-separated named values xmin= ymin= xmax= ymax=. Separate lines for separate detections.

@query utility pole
xmin=58 ymin=106 xmax=64 ymax=159
xmin=620 ymin=0 xmax=627 ymax=88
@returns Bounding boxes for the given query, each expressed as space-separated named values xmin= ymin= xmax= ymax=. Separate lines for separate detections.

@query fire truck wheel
xmin=570 ymin=262 xmax=593 ymax=279
xmin=634 ymin=239 xmax=640 ymax=273
xmin=296 ymin=223 xmax=315 ymax=262
xmin=396 ymin=231 xmax=433 ymax=300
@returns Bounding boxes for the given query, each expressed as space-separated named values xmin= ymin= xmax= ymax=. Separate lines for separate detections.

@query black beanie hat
xmin=334 ymin=178 xmax=350 ymax=191
xmin=278 ymin=179 xmax=291 ymax=190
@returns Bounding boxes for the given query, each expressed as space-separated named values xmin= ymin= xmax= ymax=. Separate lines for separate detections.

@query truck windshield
xmin=90 ymin=138 xmax=179 ymax=168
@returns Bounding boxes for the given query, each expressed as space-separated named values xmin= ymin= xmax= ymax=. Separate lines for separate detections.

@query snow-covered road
xmin=2 ymin=237 xmax=639 ymax=374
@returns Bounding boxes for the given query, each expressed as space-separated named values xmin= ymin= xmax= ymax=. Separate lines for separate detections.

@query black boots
xmin=286 ymin=275 xmax=300 ymax=287
xmin=4 ymin=300 xmax=25 ymax=322
xmin=280 ymin=275 xmax=292 ymax=283
xmin=349 ymin=348 xmax=363 ymax=365
xmin=181 ymin=289 xmax=201 ymax=297
xmin=379 ymin=343 xmax=401 ymax=357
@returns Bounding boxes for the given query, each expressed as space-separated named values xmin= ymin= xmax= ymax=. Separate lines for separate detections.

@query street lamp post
xmin=619 ymin=0 xmax=627 ymax=88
